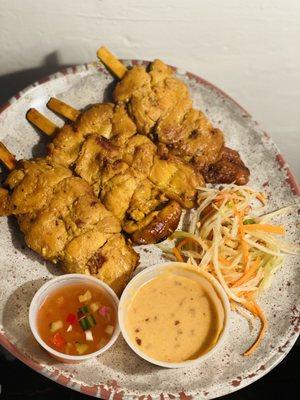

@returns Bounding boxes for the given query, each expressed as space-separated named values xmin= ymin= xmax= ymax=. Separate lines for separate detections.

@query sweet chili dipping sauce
xmin=37 ymin=283 xmax=116 ymax=355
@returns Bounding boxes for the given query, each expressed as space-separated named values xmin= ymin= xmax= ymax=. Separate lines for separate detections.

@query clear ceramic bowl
xmin=29 ymin=274 xmax=120 ymax=363
xmin=118 ymin=262 xmax=230 ymax=368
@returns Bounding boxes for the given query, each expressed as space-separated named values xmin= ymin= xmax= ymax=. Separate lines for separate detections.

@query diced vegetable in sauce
xmin=51 ymin=332 xmax=65 ymax=349
xmin=105 ymin=325 xmax=114 ymax=335
xmin=49 ymin=320 xmax=63 ymax=333
xmin=85 ymin=330 xmax=93 ymax=341
xmin=78 ymin=290 xmax=92 ymax=303
xmin=66 ymin=313 xmax=77 ymax=325
xmin=78 ymin=305 xmax=89 ymax=314
xmin=75 ymin=342 xmax=89 ymax=355
xmin=37 ymin=283 xmax=116 ymax=356
xmin=79 ymin=314 xmax=96 ymax=331
xmin=90 ymin=302 xmax=101 ymax=313
xmin=99 ymin=306 xmax=110 ymax=317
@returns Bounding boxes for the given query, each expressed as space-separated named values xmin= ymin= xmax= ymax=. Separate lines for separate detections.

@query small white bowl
xmin=29 ymin=274 xmax=120 ymax=363
xmin=118 ymin=262 xmax=230 ymax=368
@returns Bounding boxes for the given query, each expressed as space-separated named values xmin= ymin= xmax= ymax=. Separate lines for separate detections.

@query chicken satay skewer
xmin=26 ymin=108 xmax=59 ymax=136
xmin=0 ymin=142 xmax=17 ymax=214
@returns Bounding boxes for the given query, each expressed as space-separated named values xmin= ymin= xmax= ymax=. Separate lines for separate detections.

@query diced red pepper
xmin=51 ymin=332 xmax=66 ymax=349
xmin=66 ymin=313 xmax=77 ymax=325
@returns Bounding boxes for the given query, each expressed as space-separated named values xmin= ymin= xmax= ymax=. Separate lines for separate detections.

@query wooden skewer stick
xmin=0 ymin=142 xmax=16 ymax=170
xmin=26 ymin=108 xmax=59 ymax=136
xmin=97 ymin=46 xmax=128 ymax=79
xmin=0 ymin=142 xmax=16 ymax=215
xmin=47 ymin=98 xmax=80 ymax=122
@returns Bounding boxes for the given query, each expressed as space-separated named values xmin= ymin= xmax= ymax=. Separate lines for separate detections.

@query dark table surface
xmin=0 ymin=343 xmax=299 ymax=400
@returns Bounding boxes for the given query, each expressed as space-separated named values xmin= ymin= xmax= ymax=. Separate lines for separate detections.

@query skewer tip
xmin=0 ymin=142 xmax=16 ymax=170
xmin=97 ymin=46 xmax=128 ymax=79
xmin=26 ymin=108 xmax=58 ymax=136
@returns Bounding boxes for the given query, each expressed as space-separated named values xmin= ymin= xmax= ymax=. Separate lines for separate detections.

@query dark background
xmin=0 ymin=344 xmax=299 ymax=400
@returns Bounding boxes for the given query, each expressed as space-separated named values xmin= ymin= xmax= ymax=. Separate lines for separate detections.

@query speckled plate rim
xmin=0 ymin=60 xmax=299 ymax=400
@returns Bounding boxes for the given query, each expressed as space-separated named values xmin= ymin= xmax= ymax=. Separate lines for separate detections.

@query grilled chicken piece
xmin=47 ymin=103 xmax=136 ymax=169
xmin=125 ymin=178 xmax=167 ymax=225
xmin=100 ymin=161 xmax=141 ymax=221
xmin=0 ymin=188 xmax=10 ymax=216
xmin=122 ymin=134 xmax=157 ymax=176
xmin=84 ymin=234 xmax=139 ymax=295
xmin=2 ymin=160 xmax=139 ymax=294
xmin=111 ymin=104 xmax=137 ymax=145
xmin=74 ymin=135 xmax=122 ymax=196
xmin=131 ymin=201 xmax=182 ymax=245
xmin=164 ymin=109 xmax=224 ymax=168
xmin=114 ymin=60 xmax=192 ymax=136
xmin=149 ymin=156 xmax=204 ymax=208
xmin=18 ymin=177 xmax=120 ymax=260
xmin=47 ymin=103 xmax=115 ymax=168
xmin=3 ymin=159 xmax=72 ymax=215
xmin=99 ymin=160 xmax=183 ymax=243
xmin=202 ymin=147 xmax=250 ymax=185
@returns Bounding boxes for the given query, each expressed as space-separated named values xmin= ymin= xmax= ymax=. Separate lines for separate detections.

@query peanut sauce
xmin=126 ymin=272 xmax=225 ymax=363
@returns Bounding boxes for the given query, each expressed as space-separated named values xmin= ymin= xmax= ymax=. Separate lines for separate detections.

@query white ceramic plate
xmin=0 ymin=60 xmax=299 ymax=399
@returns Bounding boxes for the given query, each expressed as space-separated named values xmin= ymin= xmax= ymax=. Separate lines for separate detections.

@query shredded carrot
xmin=172 ymin=247 xmax=184 ymax=262
xmin=243 ymin=301 xmax=268 ymax=356
xmin=219 ymin=256 xmax=232 ymax=266
xmin=232 ymin=258 xmax=261 ymax=287
xmin=245 ymin=291 xmax=255 ymax=300
xmin=244 ymin=224 xmax=285 ymax=235
xmin=214 ymin=193 xmax=238 ymax=202
xmin=256 ymin=193 xmax=266 ymax=204
xmin=176 ymin=237 xmax=203 ymax=251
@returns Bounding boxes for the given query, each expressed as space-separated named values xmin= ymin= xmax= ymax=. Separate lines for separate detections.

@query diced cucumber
xmin=79 ymin=317 xmax=91 ymax=331
xmin=86 ymin=314 xmax=96 ymax=327
xmin=90 ymin=302 xmax=100 ymax=313
xmin=49 ymin=320 xmax=63 ymax=333
xmin=75 ymin=342 xmax=89 ymax=355
xmin=78 ymin=290 xmax=92 ymax=303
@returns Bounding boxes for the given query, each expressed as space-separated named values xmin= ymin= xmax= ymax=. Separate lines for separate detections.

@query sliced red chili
xmin=66 ymin=313 xmax=77 ymax=325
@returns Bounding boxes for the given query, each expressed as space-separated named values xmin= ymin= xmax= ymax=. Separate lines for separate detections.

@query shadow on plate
xmin=0 ymin=52 xmax=72 ymax=105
